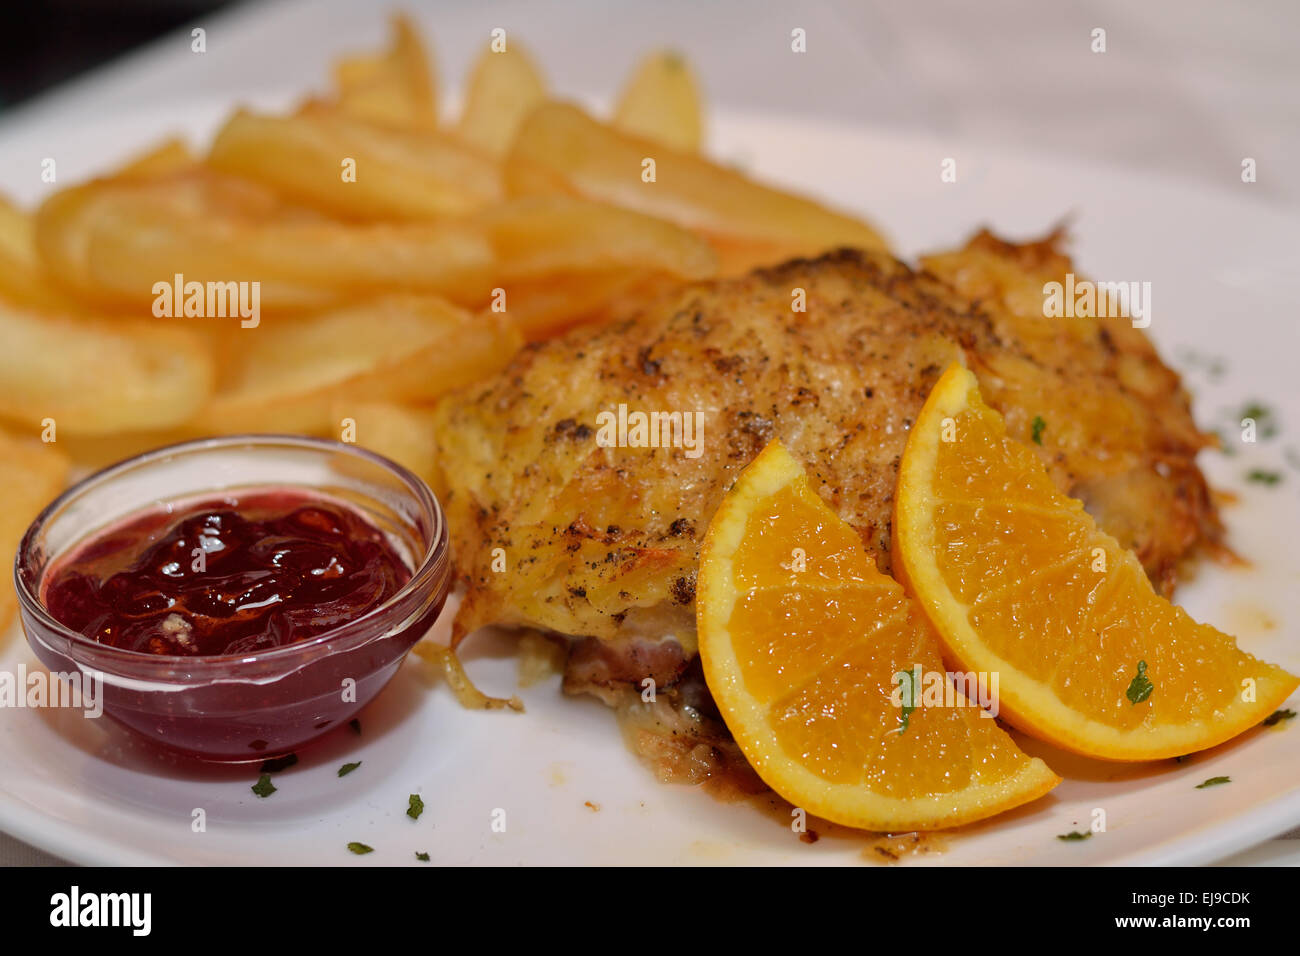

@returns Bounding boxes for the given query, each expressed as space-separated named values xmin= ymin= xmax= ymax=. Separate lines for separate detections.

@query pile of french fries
xmin=0 ymin=14 xmax=887 ymax=631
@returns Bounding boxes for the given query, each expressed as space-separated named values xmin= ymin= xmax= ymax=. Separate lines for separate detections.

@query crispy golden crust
xmin=432 ymin=234 xmax=1219 ymax=665
xmin=921 ymin=230 xmax=1220 ymax=594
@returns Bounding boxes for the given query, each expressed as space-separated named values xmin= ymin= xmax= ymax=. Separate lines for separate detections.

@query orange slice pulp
xmin=893 ymin=363 xmax=1298 ymax=761
xmin=697 ymin=440 xmax=1059 ymax=831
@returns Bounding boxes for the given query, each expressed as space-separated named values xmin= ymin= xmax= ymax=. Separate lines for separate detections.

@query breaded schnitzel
xmin=431 ymin=233 xmax=1219 ymax=704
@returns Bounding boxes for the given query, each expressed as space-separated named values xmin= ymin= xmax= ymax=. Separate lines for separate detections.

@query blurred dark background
xmin=0 ymin=0 xmax=239 ymax=108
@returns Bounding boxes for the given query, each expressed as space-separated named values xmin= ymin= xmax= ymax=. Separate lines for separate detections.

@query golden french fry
xmin=0 ymin=429 xmax=70 ymax=634
xmin=0 ymin=193 xmax=79 ymax=311
xmin=477 ymin=195 xmax=716 ymax=282
xmin=333 ymin=13 xmax=437 ymax=130
xmin=209 ymin=106 xmax=501 ymax=220
xmin=0 ymin=301 xmax=215 ymax=435
xmin=342 ymin=309 xmax=521 ymax=405
xmin=579 ymin=270 xmax=683 ymax=325
xmin=325 ymin=400 xmax=442 ymax=489
xmin=57 ymin=427 xmax=199 ymax=473
xmin=491 ymin=269 xmax=645 ymax=340
xmin=492 ymin=268 xmax=678 ymax=341
xmin=613 ymin=51 xmax=703 ymax=152
xmin=506 ymin=102 xmax=889 ymax=257
xmin=35 ymin=170 xmax=495 ymax=311
xmin=705 ymin=234 xmax=837 ymax=275
xmin=0 ymin=194 xmax=34 ymax=265
xmin=114 ymin=137 xmax=197 ymax=180
xmin=457 ymin=41 xmax=547 ymax=157
xmin=194 ymin=296 xmax=519 ymax=434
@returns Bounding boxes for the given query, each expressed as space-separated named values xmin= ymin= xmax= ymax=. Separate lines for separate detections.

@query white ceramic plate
xmin=1 ymin=103 xmax=1298 ymax=865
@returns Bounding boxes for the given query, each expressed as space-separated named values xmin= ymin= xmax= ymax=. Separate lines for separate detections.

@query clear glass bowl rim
xmin=13 ymin=433 xmax=450 ymax=675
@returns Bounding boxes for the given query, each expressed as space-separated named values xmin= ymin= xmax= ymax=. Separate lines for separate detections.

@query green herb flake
xmin=1263 ymin=708 xmax=1296 ymax=727
xmin=259 ymin=753 xmax=298 ymax=774
xmin=895 ymin=668 xmax=917 ymax=734
xmin=1240 ymin=402 xmax=1278 ymax=436
xmin=407 ymin=793 xmax=425 ymax=820
xmin=1246 ymin=469 xmax=1282 ymax=486
xmin=1176 ymin=349 xmax=1227 ymax=381
xmin=347 ymin=842 xmax=373 ymax=855
xmin=338 ymin=761 xmax=362 ymax=777
xmin=415 ymin=851 xmax=430 ymax=862
xmin=1126 ymin=660 xmax=1153 ymax=705
xmin=251 ymin=773 xmax=277 ymax=798
xmin=349 ymin=718 xmax=362 ymax=735
xmin=1057 ymin=831 xmax=1091 ymax=842
xmin=1196 ymin=776 xmax=1231 ymax=789
xmin=1030 ymin=416 xmax=1047 ymax=445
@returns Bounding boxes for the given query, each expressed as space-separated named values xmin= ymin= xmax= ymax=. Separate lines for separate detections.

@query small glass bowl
xmin=14 ymin=435 xmax=450 ymax=763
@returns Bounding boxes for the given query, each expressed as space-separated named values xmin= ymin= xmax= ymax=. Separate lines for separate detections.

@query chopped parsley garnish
xmin=251 ymin=774 xmax=277 ymax=798
xmin=1246 ymin=469 xmax=1282 ymax=486
xmin=896 ymin=669 xmax=917 ymax=734
xmin=347 ymin=842 xmax=373 ymax=855
xmin=1196 ymin=776 xmax=1231 ymax=789
xmin=1126 ymin=660 xmax=1153 ymax=705
xmin=259 ymin=753 xmax=298 ymax=773
xmin=1057 ymin=831 xmax=1091 ymax=842
xmin=415 ymin=851 xmax=430 ymax=862
xmin=338 ymin=761 xmax=362 ymax=777
xmin=1239 ymin=402 xmax=1278 ymax=438
xmin=1176 ymin=349 xmax=1226 ymax=380
xmin=1263 ymin=709 xmax=1296 ymax=727
xmin=1030 ymin=416 xmax=1047 ymax=445
xmin=407 ymin=794 xmax=425 ymax=820
xmin=349 ymin=718 xmax=362 ymax=735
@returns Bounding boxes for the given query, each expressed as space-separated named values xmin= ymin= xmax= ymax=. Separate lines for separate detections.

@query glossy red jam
xmin=17 ymin=437 xmax=450 ymax=763
xmin=42 ymin=491 xmax=410 ymax=658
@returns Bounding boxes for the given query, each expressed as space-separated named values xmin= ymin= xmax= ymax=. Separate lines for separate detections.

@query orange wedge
xmin=894 ymin=363 xmax=1299 ymax=761
xmin=697 ymin=440 xmax=1059 ymax=831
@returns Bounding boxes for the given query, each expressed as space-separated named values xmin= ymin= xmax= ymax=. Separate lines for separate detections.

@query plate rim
xmin=0 ymin=109 xmax=1297 ymax=867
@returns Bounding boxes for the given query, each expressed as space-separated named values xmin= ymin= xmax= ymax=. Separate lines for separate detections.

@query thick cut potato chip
xmin=209 ymin=106 xmax=500 ymax=220
xmin=489 ymin=269 xmax=647 ymax=340
xmin=0 ymin=302 xmax=214 ymax=434
xmin=114 ymin=138 xmax=198 ymax=180
xmin=36 ymin=171 xmax=495 ymax=310
xmin=477 ymin=195 xmax=716 ymax=282
xmin=0 ymin=429 xmax=69 ymax=634
xmin=0 ymin=194 xmax=79 ymax=312
xmin=325 ymin=400 xmax=441 ymax=489
xmin=506 ymin=102 xmax=889 ymax=258
xmin=457 ymin=41 xmax=547 ymax=157
xmin=57 ymin=428 xmax=198 ymax=473
xmin=613 ymin=51 xmax=703 ymax=152
xmin=333 ymin=13 xmax=437 ymax=130
xmin=492 ymin=268 xmax=681 ymax=341
xmin=333 ymin=308 xmax=521 ymax=407
xmin=705 ymin=234 xmax=841 ymax=276
xmin=0 ymin=195 xmax=30 ymax=265
xmin=195 ymin=297 xmax=519 ymax=434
